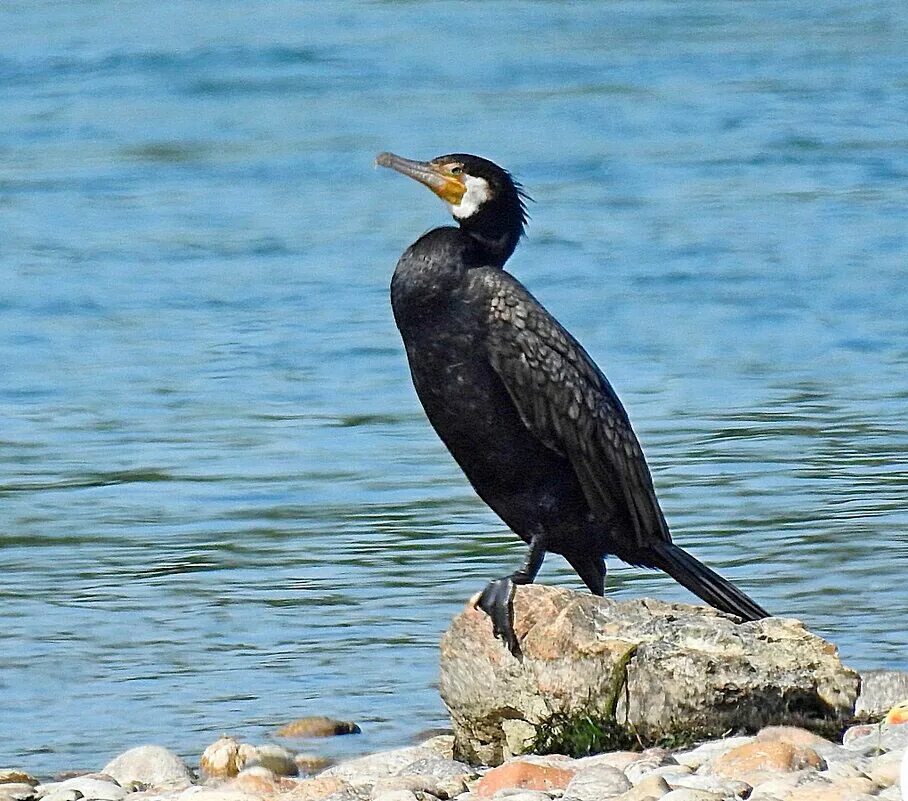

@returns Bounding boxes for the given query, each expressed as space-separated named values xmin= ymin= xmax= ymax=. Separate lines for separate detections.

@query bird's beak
xmin=375 ymin=152 xmax=466 ymax=205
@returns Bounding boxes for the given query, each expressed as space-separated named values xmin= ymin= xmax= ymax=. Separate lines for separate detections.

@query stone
xmin=321 ymin=747 xmax=445 ymax=788
xmin=176 ymin=788 xmax=261 ymax=801
xmin=419 ymin=736 xmax=456 ymax=761
xmin=440 ymin=587 xmax=858 ymax=765
xmin=673 ymin=738 xmax=754 ymax=771
xmin=756 ymin=725 xmax=834 ymax=749
xmin=398 ymin=757 xmax=473 ymax=781
xmin=371 ymin=773 xmax=468 ymax=801
xmin=199 ymin=736 xmax=244 ymax=779
xmin=563 ymin=764 xmax=631 ymax=800
xmin=626 ymin=774 xmax=670 ymax=798
xmin=37 ymin=792 xmax=80 ymax=801
xmin=102 ymin=745 xmax=195 ymax=788
xmin=474 ymin=762 xmax=575 ymax=797
xmin=0 ymin=774 xmax=38 ymax=788
xmin=371 ymin=792 xmax=419 ymax=801
xmin=390 ymin=762 xmax=472 ymax=800
xmin=276 ymin=717 xmax=362 ymax=738
xmin=0 ymin=784 xmax=35 ymax=801
xmin=36 ymin=776 xmax=126 ymax=801
xmin=295 ymin=754 xmax=335 ymax=775
xmin=489 ymin=792 xmax=551 ymax=801
xmin=370 ymin=777 xmax=434 ymax=799
xmin=842 ymin=724 xmax=876 ymax=746
xmin=785 ymin=778 xmax=877 ymax=801
xmin=575 ymin=751 xmax=639 ymax=771
xmin=229 ymin=767 xmax=281 ymax=796
xmin=624 ymin=749 xmax=677 ymax=784
xmin=282 ymin=776 xmax=355 ymax=801
xmin=864 ymin=750 xmax=904 ymax=788
xmin=666 ymin=774 xmax=751 ymax=797
xmin=239 ymin=744 xmax=298 ymax=776
xmin=660 ymin=791 xmax=723 ymax=801
xmin=712 ymin=739 xmax=824 ymax=786
xmin=746 ymin=769 xmax=840 ymax=799
xmin=854 ymin=671 xmax=908 ymax=719
xmin=842 ymin=722 xmax=908 ymax=755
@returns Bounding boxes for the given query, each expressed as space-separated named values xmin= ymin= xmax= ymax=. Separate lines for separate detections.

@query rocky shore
xmin=1 ymin=716 xmax=906 ymax=801
xmin=4 ymin=591 xmax=906 ymax=801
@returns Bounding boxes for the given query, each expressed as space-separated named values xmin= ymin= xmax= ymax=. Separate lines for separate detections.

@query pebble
xmin=36 ymin=776 xmax=126 ymax=801
xmin=7 ymin=718 xmax=906 ymax=801
xmin=711 ymin=738 xmax=825 ymax=787
xmin=0 ymin=773 xmax=38 ymax=788
xmin=275 ymin=717 xmax=362 ymax=738
xmin=563 ymin=764 xmax=631 ymax=800
xmin=102 ymin=745 xmax=195 ymax=788
xmin=475 ymin=762 xmax=575 ymax=797
xmin=294 ymin=755 xmax=335 ymax=776
xmin=0 ymin=784 xmax=36 ymax=801
xmin=626 ymin=774 xmax=671 ymax=798
xmin=660 ymin=790 xmax=724 ymax=801
xmin=488 ymin=792 xmax=552 ymax=801
xmin=673 ymin=738 xmax=754 ymax=771
xmin=199 ymin=736 xmax=245 ymax=779
xmin=667 ymin=773 xmax=751 ymax=797
xmin=241 ymin=744 xmax=298 ymax=777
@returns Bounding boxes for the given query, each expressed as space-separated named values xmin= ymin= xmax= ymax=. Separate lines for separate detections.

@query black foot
xmin=475 ymin=577 xmax=519 ymax=656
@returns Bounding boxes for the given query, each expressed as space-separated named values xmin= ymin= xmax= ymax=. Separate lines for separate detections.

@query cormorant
xmin=377 ymin=151 xmax=769 ymax=654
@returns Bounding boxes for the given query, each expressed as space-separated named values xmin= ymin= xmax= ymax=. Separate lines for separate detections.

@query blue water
xmin=2 ymin=0 xmax=907 ymax=778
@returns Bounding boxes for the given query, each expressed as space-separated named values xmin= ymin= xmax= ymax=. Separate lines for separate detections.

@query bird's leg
xmin=476 ymin=536 xmax=546 ymax=656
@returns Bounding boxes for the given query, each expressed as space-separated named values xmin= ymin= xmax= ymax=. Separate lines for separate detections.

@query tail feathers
xmin=647 ymin=542 xmax=769 ymax=621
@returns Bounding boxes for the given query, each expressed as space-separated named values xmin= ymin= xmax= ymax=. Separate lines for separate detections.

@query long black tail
xmin=647 ymin=541 xmax=769 ymax=621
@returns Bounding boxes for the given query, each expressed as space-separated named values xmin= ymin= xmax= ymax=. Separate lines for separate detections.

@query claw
xmin=475 ymin=577 xmax=520 ymax=656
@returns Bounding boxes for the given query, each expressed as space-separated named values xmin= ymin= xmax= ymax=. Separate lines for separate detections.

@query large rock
xmin=439 ymin=586 xmax=860 ymax=765
xmin=102 ymin=745 xmax=195 ymax=788
xmin=854 ymin=670 xmax=908 ymax=719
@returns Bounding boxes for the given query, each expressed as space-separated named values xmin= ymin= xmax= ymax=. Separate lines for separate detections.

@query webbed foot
xmin=475 ymin=577 xmax=519 ymax=656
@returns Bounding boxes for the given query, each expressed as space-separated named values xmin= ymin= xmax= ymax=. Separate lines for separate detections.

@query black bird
xmin=376 ymin=151 xmax=769 ymax=654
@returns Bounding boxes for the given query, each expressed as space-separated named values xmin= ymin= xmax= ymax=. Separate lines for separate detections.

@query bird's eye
xmin=450 ymin=165 xmax=463 ymax=176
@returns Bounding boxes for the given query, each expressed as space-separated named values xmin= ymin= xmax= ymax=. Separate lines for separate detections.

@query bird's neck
xmin=461 ymin=225 xmax=519 ymax=268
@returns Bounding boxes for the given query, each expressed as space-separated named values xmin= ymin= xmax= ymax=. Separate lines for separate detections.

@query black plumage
xmin=377 ymin=151 xmax=768 ymax=653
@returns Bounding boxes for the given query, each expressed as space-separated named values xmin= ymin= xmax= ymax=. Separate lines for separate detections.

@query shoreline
xmin=3 ymin=715 xmax=906 ymax=801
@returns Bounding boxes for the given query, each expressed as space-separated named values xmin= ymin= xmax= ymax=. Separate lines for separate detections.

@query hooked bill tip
xmin=375 ymin=151 xmax=395 ymax=168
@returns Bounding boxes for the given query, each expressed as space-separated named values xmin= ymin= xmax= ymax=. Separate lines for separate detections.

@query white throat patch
xmin=449 ymin=175 xmax=491 ymax=220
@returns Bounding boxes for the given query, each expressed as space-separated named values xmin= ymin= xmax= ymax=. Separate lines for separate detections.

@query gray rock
xmin=439 ymin=586 xmax=859 ymax=765
xmin=564 ymin=764 xmax=631 ymax=800
xmin=0 ymin=773 xmax=38 ymax=788
xmin=238 ymin=743 xmax=298 ymax=776
xmin=879 ymin=785 xmax=904 ymax=800
xmin=371 ymin=772 xmax=469 ymax=801
xmin=490 ymin=792 xmax=552 ymax=801
xmin=666 ymin=773 xmax=751 ymax=797
xmin=660 ymin=790 xmax=724 ymax=801
xmin=842 ymin=723 xmax=908 ymax=755
xmin=36 ymin=777 xmax=125 ymax=801
xmin=371 ymin=792 xmax=419 ymax=801
xmin=0 ymin=784 xmax=36 ymax=801
xmin=624 ymin=749 xmax=677 ymax=784
xmin=673 ymin=738 xmax=754 ymax=771
xmin=322 ymin=747 xmax=442 ymax=788
xmin=855 ymin=670 xmax=908 ymax=719
xmin=36 ymin=792 xmax=79 ymax=801
xmin=620 ymin=774 xmax=671 ymax=799
xmin=397 ymin=758 xmax=474 ymax=781
xmin=102 ymin=745 xmax=195 ymax=789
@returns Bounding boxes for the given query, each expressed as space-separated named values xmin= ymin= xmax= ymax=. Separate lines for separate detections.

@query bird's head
xmin=376 ymin=151 xmax=530 ymax=265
